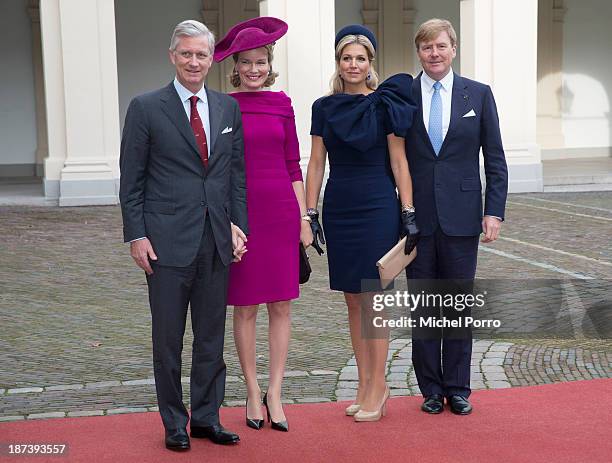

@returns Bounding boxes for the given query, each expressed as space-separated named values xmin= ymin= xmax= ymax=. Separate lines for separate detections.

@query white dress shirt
xmin=420 ymin=70 xmax=502 ymax=223
xmin=173 ymin=77 xmax=211 ymax=158
xmin=421 ymin=69 xmax=453 ymax=142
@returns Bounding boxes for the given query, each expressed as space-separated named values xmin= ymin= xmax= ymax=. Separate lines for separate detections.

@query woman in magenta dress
xmin=214 ymin=17 xmax=312 ymax=432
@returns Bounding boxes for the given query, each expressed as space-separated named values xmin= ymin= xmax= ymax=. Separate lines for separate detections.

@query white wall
xmin=0 ymin=0 xmax=37 ymax=170
xmin=335 ymin=0 xmax=363 ymax=31
xmin=562 ymin=0 xmax=612 ymax=151
xmin=412 ymin=0 xmax=461 ymax=75
xmin=114 ymin=0 xmax=202 ymax=129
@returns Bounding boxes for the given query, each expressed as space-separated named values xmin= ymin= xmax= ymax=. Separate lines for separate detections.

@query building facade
xmin=1 ymin=0 xmax=610 ymax=205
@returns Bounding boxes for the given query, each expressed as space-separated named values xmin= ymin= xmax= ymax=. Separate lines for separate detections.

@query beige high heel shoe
xmin=354 ymin=387 xmax=390 ymax=422
xmin=345 ymin=403 xmax=361 ymax=416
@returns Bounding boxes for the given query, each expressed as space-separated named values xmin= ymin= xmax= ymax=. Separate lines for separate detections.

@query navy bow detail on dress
xmin=321 ymin=73 xmax=417 ymax=152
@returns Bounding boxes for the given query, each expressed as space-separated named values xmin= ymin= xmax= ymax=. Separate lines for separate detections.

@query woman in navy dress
xmin=305 ymin=25 xmax=419 ymax=422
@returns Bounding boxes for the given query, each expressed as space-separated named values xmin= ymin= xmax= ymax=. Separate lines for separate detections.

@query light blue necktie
xmin=428 ymin=81 xmax=443 ymax=155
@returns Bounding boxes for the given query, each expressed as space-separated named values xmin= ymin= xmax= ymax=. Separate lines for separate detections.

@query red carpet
xmin=1 ymin=379 xmax=610 ymax=463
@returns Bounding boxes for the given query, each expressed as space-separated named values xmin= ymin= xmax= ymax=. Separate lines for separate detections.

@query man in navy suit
xmin=405 ymin=19 xmax=508 ymax=415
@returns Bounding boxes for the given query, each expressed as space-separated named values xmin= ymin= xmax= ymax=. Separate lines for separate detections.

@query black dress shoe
xmin=191 ymin=424 xmax=240 ymax=445
xmin=165 ymin=429 xmax=190 ymax=451
xmin=263 ymin=392 xmax=289 ymax=432
xmin=448 ymin=395 xmax=472 ymax=415
xmin=421 ymin=394 xmax=444 ymax=414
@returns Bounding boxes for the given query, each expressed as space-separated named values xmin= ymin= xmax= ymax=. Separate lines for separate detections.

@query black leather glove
xmin=400 ymin=211 xmax=420 ymax=255
xmin=309 ymin=211 xmax=326 ymax=256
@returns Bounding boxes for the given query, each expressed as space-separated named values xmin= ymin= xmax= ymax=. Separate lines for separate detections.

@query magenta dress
xmin=227 ymin=91 xmax=302 ymax=306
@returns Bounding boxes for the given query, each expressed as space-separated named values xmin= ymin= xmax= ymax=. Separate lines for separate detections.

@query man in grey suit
xmin=119 ymin=20 xmax=248 ymax=450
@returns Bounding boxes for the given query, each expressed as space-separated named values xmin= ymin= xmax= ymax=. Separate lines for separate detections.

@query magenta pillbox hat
xmin=213 ymin=16 xmax=288 ymax=62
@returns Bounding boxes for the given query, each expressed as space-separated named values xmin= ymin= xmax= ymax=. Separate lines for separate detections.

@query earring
xmin=367 ymin=73 xmax=371 ymax=81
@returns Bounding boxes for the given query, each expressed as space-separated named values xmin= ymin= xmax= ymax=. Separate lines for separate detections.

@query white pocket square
xmin=462 ymin=109 xmax=476 ymax=118
xmin=221 ymin=126 xmax=233 ymax=134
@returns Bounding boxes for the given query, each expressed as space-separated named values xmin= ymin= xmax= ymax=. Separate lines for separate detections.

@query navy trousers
xmin=406 ymin=227 xmax=479 ymax=398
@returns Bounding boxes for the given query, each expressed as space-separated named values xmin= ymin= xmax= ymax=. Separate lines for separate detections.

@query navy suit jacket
xmin=405 ymin=72 xmax=508 ymax=237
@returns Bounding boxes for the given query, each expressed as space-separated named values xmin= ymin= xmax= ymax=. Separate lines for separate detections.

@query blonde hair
xmin=229 ymin=44 xmax=279 ymax=88
xmin=330 ymin=34 xmax=379 ymax=94
xmin=414 ymin=18 xmax=457 ymax=50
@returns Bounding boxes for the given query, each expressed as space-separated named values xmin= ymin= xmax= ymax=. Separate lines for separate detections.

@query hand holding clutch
xmin=377 ymin=237 xmax=417 ymax=290
xmin=299 ymin=243 xmax=311 ymax=284
xmin=400 ymin=211 xmax=420 ymax=255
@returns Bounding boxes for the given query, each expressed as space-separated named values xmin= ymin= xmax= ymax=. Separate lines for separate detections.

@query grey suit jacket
xmin=119 ymin=82 xmax=248 ymax=267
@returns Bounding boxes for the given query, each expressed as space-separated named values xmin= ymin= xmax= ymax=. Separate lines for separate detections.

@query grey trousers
xmin=146 ymin=220 xmax=229 ymax=431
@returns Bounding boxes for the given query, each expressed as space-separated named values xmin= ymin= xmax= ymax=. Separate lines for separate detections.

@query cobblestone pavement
xmin=0 ymin=192 xmax=610 ymax=421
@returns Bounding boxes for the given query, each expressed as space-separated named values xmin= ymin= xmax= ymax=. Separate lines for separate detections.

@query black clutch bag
xmin=299 ymin=243 xmax=311 ymax=284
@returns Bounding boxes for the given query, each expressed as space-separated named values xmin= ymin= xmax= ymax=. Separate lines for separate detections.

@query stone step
xmin=543 ymin=182 xmax=612 ymax=192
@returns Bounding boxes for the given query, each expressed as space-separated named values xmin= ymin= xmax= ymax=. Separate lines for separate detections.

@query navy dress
xmin=310 ymin=74 xmax=417 ymax=293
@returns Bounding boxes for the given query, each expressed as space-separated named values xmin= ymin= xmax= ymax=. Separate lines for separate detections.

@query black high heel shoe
xmin=263 ymin=392 xmax=289 ymax=432
xmin=245 ymin=397 xmax=264 ymax=430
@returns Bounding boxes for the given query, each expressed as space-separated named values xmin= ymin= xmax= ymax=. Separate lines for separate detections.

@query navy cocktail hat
xmin=334 ymin=24 xmax=377 ymax=51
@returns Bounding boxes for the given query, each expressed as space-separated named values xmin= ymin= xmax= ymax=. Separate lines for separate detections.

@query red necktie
xmin=189 ymin=96 xmax=208 ymax=168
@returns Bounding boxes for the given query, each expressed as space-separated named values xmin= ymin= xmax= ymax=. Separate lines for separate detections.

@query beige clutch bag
xmin=376 ymin=237 xmax=417 ymax=290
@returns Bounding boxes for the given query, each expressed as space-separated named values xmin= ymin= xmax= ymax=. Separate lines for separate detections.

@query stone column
xmin=402 ymin=0 xmax=418 ymax=75
xmin=27 ymin=0 xmax=48 ymax=178
xmin=537 ymin=0 xmax=567 ymax=154
xmin=363 ymin=0 xmax=418 ymax=79
xmin=40 ymin=0 xmax=120 ymax=205
xmin=201 ymin=0 xmax=224 ymax=92
xmin=461 ymin=0 xmax=543 ymax=192
xmin=259 ymin=0 xmax=335 ymax=170
xmin=361 ymin=0 xmax=383 ymax=76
